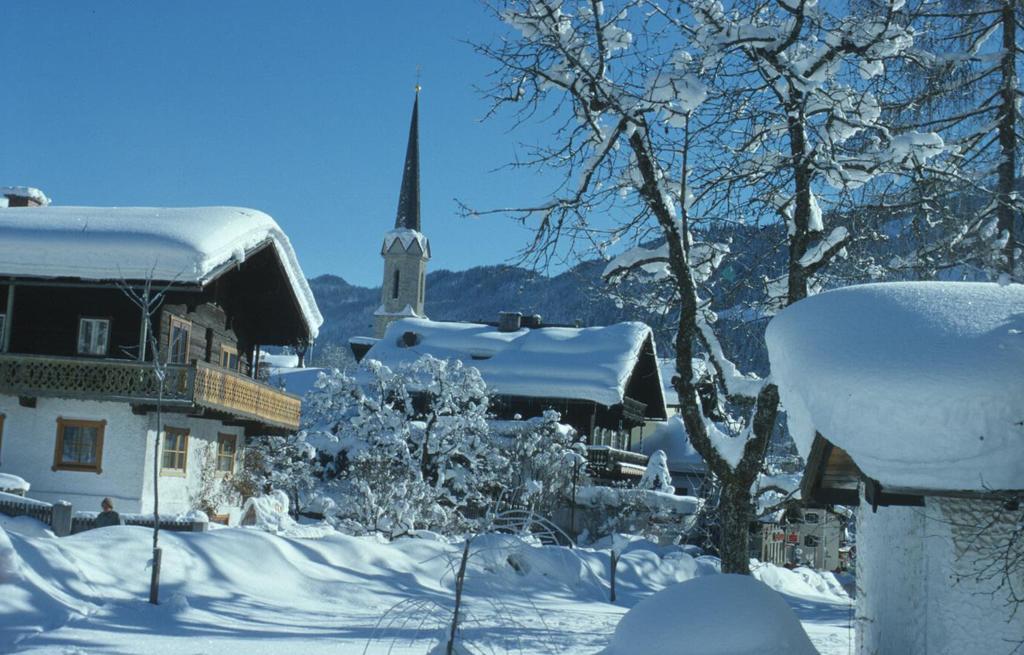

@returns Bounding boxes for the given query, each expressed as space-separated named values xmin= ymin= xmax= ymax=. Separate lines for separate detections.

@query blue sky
xmin=0 ymin=1 xmax=555 ymax=287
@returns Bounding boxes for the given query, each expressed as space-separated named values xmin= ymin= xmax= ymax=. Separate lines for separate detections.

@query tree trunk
xmin=786 ymin=102 xmax=815 ymax=304
xmin=997 ymin=0 xmax=1018 ymax=277
xmin=718 ymin=480 xmax=753 ymax=574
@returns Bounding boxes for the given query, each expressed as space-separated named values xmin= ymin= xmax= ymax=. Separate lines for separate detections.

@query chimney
xmin=498 ymin=311 xmax=522 ymax=332
xmin=1 ymin=187 xmax=50 ymax=207
xmin=522 ymin=314 xmax=543 ymax=329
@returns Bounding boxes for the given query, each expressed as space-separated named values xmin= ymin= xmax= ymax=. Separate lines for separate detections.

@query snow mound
xmin=0 ymin=473 xmax=30 ymax=493
xmin=603 ymin=574 xmax=817 ymax=655
xmin=767 ymin=281 xmax=1024 ymax=491
xmin=0 ymin=205 xmax=322 ymax=337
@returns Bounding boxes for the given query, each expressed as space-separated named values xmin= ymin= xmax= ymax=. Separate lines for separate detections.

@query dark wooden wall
xmin=4 ymin=285 xmax=145 ymax=359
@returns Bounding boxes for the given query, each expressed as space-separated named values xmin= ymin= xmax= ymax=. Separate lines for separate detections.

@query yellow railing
xmin=0 ymin=354 xmax=301 ymax=431
xmin=192 ymin=362 xmax=301 ymax=431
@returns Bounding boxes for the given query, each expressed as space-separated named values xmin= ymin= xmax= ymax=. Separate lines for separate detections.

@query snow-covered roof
xmin=363 ymin=318 xmax=664 ymax=410
xmin=0 ymin=205 xmax=323 ymax=338
xmin=641 ymin=416 xmax=706 ymax=472
xmin=767 ymin=281 xmax=1024 ymax=492
xmin=0 ymin=186 xmax=51 ymax=205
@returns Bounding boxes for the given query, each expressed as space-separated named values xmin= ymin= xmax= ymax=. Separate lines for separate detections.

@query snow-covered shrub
xmin=232 ymin=432 xmax=319 ymax=517
xmin=490 ymin=410 xmax=587 ymax=516
xmin=639 ymin=450 xmax=675 ymax=494
xmin=303 ymin=355 xmax=508 ymax=537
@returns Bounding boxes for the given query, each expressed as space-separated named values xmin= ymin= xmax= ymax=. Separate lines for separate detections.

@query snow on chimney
xmin=1 ymin=187 xmax=51 ymax=207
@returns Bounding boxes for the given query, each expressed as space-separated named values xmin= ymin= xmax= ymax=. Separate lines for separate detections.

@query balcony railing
xmin=0 ymin=353 xmax=301 ymax=431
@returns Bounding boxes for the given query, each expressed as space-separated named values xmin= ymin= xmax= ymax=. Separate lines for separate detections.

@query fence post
xmin=51 ymin=501 xmax=73 ymax=537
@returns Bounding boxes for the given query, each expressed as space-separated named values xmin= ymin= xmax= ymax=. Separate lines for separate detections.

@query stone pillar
xmin=51 ymin=500 xmax=73 ymax=537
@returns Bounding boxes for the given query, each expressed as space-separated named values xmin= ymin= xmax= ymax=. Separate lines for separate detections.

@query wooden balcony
xmin=0 ymin=354 xmax=301 ymax=431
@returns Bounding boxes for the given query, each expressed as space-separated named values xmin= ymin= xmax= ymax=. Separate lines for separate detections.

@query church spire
xmin=394 ymin=89 xmax=421 ymax=231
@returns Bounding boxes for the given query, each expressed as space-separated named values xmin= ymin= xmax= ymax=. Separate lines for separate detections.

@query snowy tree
xmin=874 ymin=0 xmax=1024 ymax=281
xmin=303 ymin=356 xmax=506 ymax=537
xmin=472 ymin=0 xmax=941 ymax=573
xmin=491 ymin=410 xmax=584 ymax=515
xmin=234 ymin=433 xmax=319 ymax=518
xmin=639 ymin=450 xmax=675 ymax=494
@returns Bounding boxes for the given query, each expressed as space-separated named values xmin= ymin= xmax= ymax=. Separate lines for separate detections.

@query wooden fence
xmin=0 ymin=496 xmax=207 ymax=537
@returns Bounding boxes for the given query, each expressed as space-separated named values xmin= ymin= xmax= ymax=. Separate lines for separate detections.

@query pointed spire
xmin=394 ymin=88 xmax=421 ymax=231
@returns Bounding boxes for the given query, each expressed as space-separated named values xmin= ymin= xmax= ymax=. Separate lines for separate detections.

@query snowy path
xmin=1 ymin=517 xmax=852 ymax=654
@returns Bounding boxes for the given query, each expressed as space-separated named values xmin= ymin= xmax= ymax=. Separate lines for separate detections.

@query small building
xmin=0 ymin=195 xmax=322 ymax=515
xmin=767 ymin=281 xmax=1024 ymax=654
xmin=361 ymin=315 xmax=668 ymax=479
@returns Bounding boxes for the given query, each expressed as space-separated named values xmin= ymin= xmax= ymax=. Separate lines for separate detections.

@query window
xmin=52 ymin=418 xmax=106 ymax=473
xmin=804 ymin=535 xmax=820 ymax=548
xmin=220 ymin=345 xmax=239 ymax=371
xmin=161 ymin=427 xmax=189 ymax=474
xmin=77 ymin=318 xmax=110 ymax=356
xmin=216 ymin=433 xmax=237 ymax=473
xmin=0 ymin=414 xmax=4 ymax=464
xmin=419 ymin=271 xmax=424 ymax=304
xmin=803 ymin=512 xmax=820 ymax=524
xmin=392 ymin=270 xmax=400 ymax=299
xmin=168 ymin=316 xmax=191 ymax=364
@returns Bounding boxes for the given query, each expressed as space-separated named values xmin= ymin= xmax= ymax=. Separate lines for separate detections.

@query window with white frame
xmin=77 ymin=318 xmax=110 ymax=356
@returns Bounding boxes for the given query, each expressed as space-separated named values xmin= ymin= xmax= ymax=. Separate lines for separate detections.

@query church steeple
xmin=373 ymin=87 xmax=430 ymax=339
xmin=394 ymin=90 xmax=421 ymax=231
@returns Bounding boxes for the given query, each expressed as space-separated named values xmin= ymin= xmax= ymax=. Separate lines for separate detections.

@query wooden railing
xmin=0 ymin=353 xmax=300 ymax=431
xmin=192 ymin=362 xmax=301 ymax=431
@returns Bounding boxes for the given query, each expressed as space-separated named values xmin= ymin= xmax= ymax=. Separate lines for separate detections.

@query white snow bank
xmin=603 ymin=574 xmax=817 ymax=655
xmin=767 ymin=281 xmax=1024 ymax=491
xmin=364 ymin=318 xmax=664 ymax=411
xmin=0 ymin=473 xmax=30 ymax=493
xmin=0 ymin=186 xmax=50 ymax=205
xmin=0 ymin=205 xmax=322 ymax=337
xmin=0 ymin=517 xmax=852 ymax=654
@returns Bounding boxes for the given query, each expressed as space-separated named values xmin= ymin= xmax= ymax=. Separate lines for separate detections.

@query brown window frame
xmin=52 ymin=418 xmax=106 ymax=474
xmin=220 ymin=344 xmax=239 ymax=372
xmin=167 ymin=315 xmax=192 ymax=365
xmin=161 ymin=427 xmax=189 ymax=476
xmin=216 ymin=433 xmax=238 ymax=474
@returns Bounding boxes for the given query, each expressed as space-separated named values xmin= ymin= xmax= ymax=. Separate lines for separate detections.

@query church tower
xmin=373 ymin=89 xmax=430 ymax=338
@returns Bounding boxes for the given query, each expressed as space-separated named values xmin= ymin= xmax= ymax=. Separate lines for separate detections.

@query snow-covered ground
xmin=1 ymin=515 xmax=854 ymax=654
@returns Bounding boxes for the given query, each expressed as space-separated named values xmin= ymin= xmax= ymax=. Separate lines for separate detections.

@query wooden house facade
xmin=0 ymin=198 xmax=322 ymax=515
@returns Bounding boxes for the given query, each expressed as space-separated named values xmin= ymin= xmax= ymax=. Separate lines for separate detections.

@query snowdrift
xmin=0 ymin=515 xmax=849 ymax=654
xmin=604 ymin=574 xmax=818 ymax=655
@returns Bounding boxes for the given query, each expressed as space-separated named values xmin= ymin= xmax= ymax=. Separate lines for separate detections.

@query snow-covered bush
xmin=490 ymin=410 xmax=587 ymax=516
xmin=232 ymin=432 xmax=319 ymax=517
xmin=303 ymin=355 xmax=508 ymax=537
xmin=638 ymin=450 xmax=675 ymax=495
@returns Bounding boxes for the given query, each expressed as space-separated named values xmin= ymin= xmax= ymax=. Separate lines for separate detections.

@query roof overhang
xmin=802 ymin=433 xmax=1021 ymax=512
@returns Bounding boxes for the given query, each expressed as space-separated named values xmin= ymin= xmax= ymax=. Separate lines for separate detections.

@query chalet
xmin=361 ymin=315 xmax=668 ymax=479
xmin=0 ymin=190 xmax=323 ymax=515
xmin=766 ymin=281 xmax=1024 ymax=654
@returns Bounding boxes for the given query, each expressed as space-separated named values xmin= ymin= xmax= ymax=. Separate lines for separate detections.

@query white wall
xmin=857 ymin=494 xmax=1023 ymax=654
xmin=0 ymin=395 xmax=149 ymax=513
xmin=0 ymin=393 xmax=245 ymax=516
xmin=139 ymin=414 xmax=244 ymax=516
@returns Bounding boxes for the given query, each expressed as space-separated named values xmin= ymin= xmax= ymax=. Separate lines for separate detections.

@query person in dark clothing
xmin=95 ymin=497 xmax=122 ymax=528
